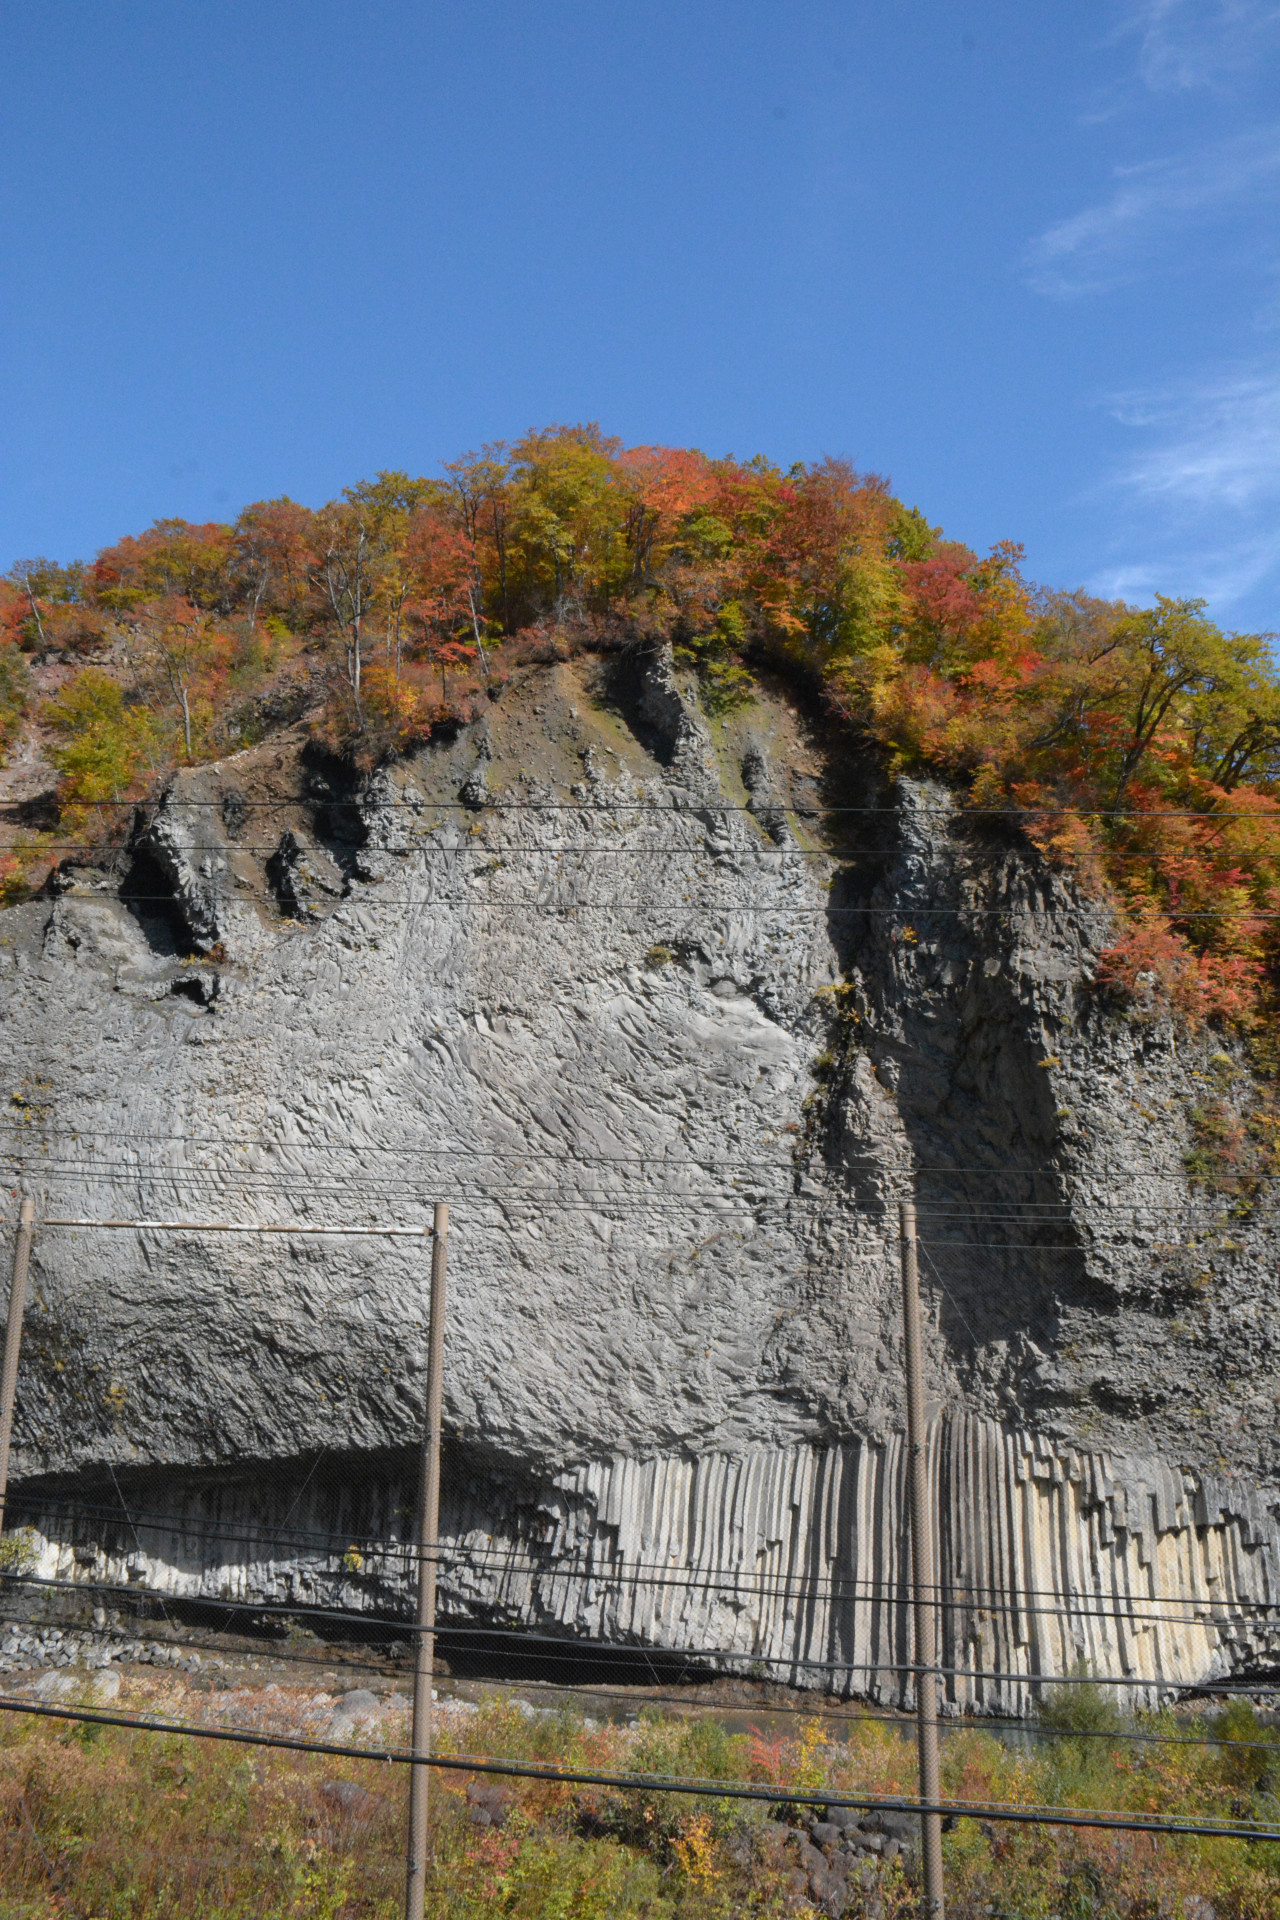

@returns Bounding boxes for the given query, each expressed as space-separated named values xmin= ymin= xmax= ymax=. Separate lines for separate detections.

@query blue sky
xmin=2 ymin=1 xmax=1278 ymax=629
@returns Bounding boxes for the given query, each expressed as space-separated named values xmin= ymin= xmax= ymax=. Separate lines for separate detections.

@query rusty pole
xmin=899 ymin=1198 xmax=945 ymax=1920
xmin=0 ymin=1198 xmax=35 ymax=1537
xmin=405 ymin=1202 xmax=449 ymax=1920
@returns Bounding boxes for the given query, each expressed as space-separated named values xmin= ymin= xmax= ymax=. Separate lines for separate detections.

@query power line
xmin=22 ymin=1188 xmax=1276 ymax=1225
xmin=7 ymin=1568 xmax=1280 ymax=1756
xmin=0 ymin=1197 xmax=1191 ymax=1244
xmin=2 ymin=1187 xmax=1228 ymax=1242
xmin=13 ymin=1499 xmax=1280 ymax=1635
xmin=2 ymin=1693 xmax=1277 ymax=1845
xmin=4 ymin=1134 xmax=1274 ymax=1199
xmin=0 ymin=1621 xmax=1269 ymax=1757
xmin=18 ymin=796 xmax=1280 ymax=818
xmin=0 ymin=1177 xmax=804 ymax=1217
xmin=38 ymin=891 xmax=1280 ymax=916
xmin=3 ymin=1577 xmax=1271 ymax=1695
xmin=5 ymin=1118 xmax=1268 ymax=1181
xmin=6 ymin=1172 xmax=1264 ymax=1241
xmin=28 ymin=840 xmax=1280 ymax=860
xmin=392 ymin=1681 xmax=1280 ymax=1754
xmin=2 ymin=1570 xmax=1275 ymax=1753
xmin=35 ymin=1215 xmax=436 ymax=1237
xmin=3 ymin=1157 xmax=1270 ymax=1219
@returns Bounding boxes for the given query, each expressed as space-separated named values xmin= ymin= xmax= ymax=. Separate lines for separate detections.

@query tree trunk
xmin=21 ymin=576 xmax=45 ymax=649
xmin=466 ymin=588 xmax=490 ymax=679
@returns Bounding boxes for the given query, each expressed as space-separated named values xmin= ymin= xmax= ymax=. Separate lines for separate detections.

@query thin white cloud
xmin=1114 ymin=366 xmax=1280 ymax=507
xmin=1119 ymin=0 xmax=1280 ymax=93
xmin=1038 ymin=6 xmax=1280 ymax=619
xmin=1026 ymin=125 xmax=1280 ymax=295
xmin=1089 ymin=360 xmax=1280 ymax=614
xmin=1091 ymin=536 xmax=1280 ymax=611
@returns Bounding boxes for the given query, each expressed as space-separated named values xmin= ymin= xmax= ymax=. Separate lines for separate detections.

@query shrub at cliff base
xmin=1 ymin=1683 xmax=1279 ymax=1917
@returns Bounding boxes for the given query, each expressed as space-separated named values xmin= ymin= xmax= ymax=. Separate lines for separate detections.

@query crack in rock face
xmin=266 ymin=829 xmax=347 ymax=921
xmin=4 ymin=653 xmax=1280 ymax=1705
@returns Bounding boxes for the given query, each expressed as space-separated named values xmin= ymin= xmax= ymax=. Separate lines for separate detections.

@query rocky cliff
xmin=3 ymin=645 xmax=1279 ymax=1708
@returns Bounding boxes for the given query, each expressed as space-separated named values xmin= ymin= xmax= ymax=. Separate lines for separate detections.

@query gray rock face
xmin=265 ymin=828 xmax=346 ymax=921
xmin=3 ymin=645 xmax=1280 ymax=1704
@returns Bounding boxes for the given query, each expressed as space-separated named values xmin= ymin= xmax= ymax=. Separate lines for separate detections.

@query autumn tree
xmin=309 ymin=504 xmax=380 ymax=727
xmin=763 ymin=461 xmax=903 ymax=666
xmin=126 ymin=596 xmax=224 ymax=758
xmin=42 ymin=668 xmax=162 ymax=821
xmin=504 ymin=423 xmax=628 ymax=618
xmin=1096 ymin=598 xmax=1239 ymax=808
xmin=92 ymin=520 xmax=233 ymax=612
xmin=0 ymin=625 xmax=28 ymax=752
xmin=441 ymin=445 xmax=513 ymax=641
xmin=613 ymin=444 xmax=716 ymax=587
xmin=404 ymin=510 xmax=477 ymax=697
xmin=4 ymin=558 xmax=94 ymax=654
xmin=6 ymin=558 xmax=55 ymax=648
xmin=231 ymin=498 xmax=314 ymax=630
xmin=9 ymin=423 xmax=1280 ymax=1033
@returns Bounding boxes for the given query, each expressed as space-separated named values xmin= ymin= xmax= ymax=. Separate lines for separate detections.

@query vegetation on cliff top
xmin=3 ymin=423 xmax=1279 ymax=1035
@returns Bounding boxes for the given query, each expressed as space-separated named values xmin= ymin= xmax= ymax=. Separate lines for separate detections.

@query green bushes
xmin=42 ymin=668 xmax=163 ymax=815
xmin=4 ymin=1676 xmax=1280 ymax=1918
xmin=1210 ymin=1697 xmax=1280 ymax=1796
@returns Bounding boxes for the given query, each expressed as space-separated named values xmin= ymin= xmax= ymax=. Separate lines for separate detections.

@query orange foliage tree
xmin=4 ymin=427 xmax=1280 ymax=1034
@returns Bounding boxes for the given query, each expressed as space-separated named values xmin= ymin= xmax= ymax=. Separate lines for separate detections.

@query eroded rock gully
xmin=2 ymin=648 xmax=1279 ymax=1708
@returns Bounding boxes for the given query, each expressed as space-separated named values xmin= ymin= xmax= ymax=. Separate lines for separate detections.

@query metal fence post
xmin=405 ymin=1201 xmax=449 ymax=1920
xmin=0 ymin=1198 xmax=35 ymax=1537
xmin=899 ymin=1198 xmax=945 ymax=1920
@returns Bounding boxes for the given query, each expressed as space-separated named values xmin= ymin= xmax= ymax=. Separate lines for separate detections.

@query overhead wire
xmin=11 ymin=1498 xmax=1280 ymax=1634
xmin=15 ymin=795 xmax=1280 ymax=817
xmin=0 ymin=1179 xmax=1264 ymax=1231
xmin=0 ymin=1200 xmax=1193 ymax=1245
xmin=9 ymin=778 xmax=1280 ymax=1847
xmin=8 ymin=1597 xmax=1280 ymax=1772
xmin=1 ymin=1163 xmax=1201 ymax=1219
xmin=0 ymin=1182 xmax=808 ymax=1220
xmin=2 ymin=1693 xmax=1279 ymax=1845
xmin=5 ymin=1574 xmax=1276 ymax=1696
xmin=1 ymin=1146 xmax=1271 ymax=1218
xmin=4 ymin=1577 xmax=1280 ymax=1754
xmin=40 ymin=893 xmax=1280 ymax=916
xmin=0 ymin=1637 xmax=1273 ymax=1756
xmin=4 ymin=1118 xmax=1273 ymax=1186
xmin=27 ymin=840 xmax=1280 ymax=859
xmin=0 ymin=1205 xmax=1212 ymax=1247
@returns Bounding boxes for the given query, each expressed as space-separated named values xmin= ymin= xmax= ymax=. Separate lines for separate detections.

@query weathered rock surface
xmin=3 ymin=645 xmax=1280 ymax=1707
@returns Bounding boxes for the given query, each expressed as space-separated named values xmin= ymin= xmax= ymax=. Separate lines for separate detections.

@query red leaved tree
xmin=404 ymin=511 xmax=478 ymax=699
